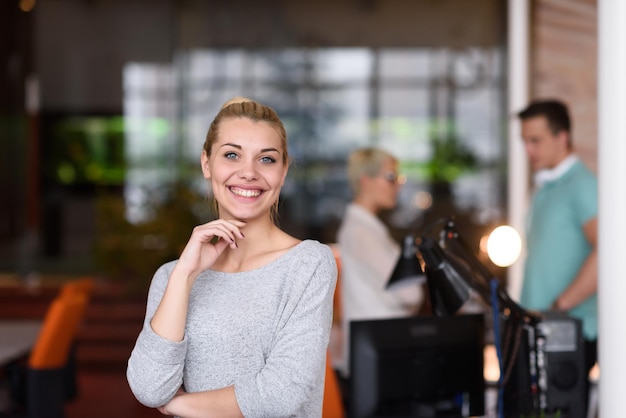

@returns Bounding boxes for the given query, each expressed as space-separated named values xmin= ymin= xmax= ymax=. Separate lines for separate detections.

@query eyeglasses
xmin=380 ymin=171 xmax=402 ymax=184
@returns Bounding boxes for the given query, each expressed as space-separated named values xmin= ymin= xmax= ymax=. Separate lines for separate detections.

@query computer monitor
xmin=349 ymin=313 xmax=485 ymax=418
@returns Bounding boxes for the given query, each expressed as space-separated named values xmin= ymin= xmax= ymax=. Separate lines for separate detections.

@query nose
xmin=237 ymin=159 xmax=259 ymax=180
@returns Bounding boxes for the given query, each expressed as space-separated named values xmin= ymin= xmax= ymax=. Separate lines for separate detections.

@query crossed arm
xmin=156 ymin=386 xmax=242 ymax=418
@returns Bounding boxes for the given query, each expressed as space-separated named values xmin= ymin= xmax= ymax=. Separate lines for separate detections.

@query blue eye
xmin=224 ymin=152 xmax=238 ymax=160
xmin=260 ymin=156 xmax=276 ymax=164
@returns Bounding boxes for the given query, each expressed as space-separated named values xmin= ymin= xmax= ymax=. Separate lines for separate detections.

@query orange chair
xmin=323 ymin=245 xmax=346 ymax=417
xmin=59 ymin=276 xmax=95 ymax=301
xmin=329 ymin=244 xmax=343 ymax=324
xmin=327 ymin=244 xmax=346 ymax=379
xmin=323 ymin=351 xmax=345 ymax=418
xmin=57 ymin=276 xmax=95 ymax=400
xmin=29 ymin=293 xmax=87 ymax=369
xmin=10 ymin=293 xmax=88 ymax=418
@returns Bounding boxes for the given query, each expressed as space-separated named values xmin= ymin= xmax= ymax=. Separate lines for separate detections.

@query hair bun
xmin=221 ymin=96 xmax=253 ymax=109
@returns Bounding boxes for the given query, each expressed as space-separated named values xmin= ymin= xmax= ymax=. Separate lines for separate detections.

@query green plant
xmin=420 ymin=135 xmax=478 ymax=184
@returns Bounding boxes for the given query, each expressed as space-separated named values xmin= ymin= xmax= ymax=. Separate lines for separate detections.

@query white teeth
xmin=231 ymin=187 xmax=261 ymax=198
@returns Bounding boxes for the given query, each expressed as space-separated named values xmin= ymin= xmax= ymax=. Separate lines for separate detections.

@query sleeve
xmin=234 ymin=244 xmax=338 ymax=417
xmin=574 ymin=172 xmax=598 ymax=225
xmin=126 ymin=262 xmax=188 ymax=408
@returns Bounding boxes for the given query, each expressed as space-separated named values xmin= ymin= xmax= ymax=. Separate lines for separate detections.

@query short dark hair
xmin=517 ymin=99 xmax=571 ymax=136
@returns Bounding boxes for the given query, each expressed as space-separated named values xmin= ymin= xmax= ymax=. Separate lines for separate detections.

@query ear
xmin=201 ymin=150 xmax=211 ymax=179
xmin=557 ymin=130 xmax=570 ymax=149
xmin=360 ymin=173 xmax=372 ymax=188
xmin=354 ymin=174 xmax=372 ymax=197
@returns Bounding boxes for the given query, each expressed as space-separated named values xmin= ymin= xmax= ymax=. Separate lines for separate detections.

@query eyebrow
xmin=220 ymin=143 xmax=280 ymax=153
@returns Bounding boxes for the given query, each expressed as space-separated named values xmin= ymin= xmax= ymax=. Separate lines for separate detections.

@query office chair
xmin=9 ymin=292 xmax=88 ymax=418
xmin=323 ymin=350 xmax=345 ymax=418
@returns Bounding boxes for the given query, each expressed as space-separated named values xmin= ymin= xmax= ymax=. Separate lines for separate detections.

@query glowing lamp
xmin=487 ymin=225 xmax=522 ymax=267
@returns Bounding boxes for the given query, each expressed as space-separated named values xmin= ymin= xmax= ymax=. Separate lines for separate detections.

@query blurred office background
xmin=0 ymin=0 xmax=600 ymax=416
xmin=0 ymin=0 xmax=598 ymax=384
xmin=0 ymin=0 xmax=513 ymax=286
xmin=0 ymin=0 xmax=598 ymax=290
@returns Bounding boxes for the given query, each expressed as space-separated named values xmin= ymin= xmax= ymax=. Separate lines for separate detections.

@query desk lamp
xmin=386 ymin=217 xmax=585 ymax=418
xmin=417 ymin=218 xmax=543 ymax=418
xmin=433 ymin=219 xmax=539 ymax=322
xmin=386 ymin=234 xmax=425 ymax=291
xmin=417 ymin=235 xmax=471 ymax=316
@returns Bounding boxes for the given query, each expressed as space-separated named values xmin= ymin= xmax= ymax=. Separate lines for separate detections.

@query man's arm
xmin=552 ymin=217 xmax=598 ymax=311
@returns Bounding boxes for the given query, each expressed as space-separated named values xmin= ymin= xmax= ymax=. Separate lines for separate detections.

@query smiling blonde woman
xmin=127 ymin=98 xmax=337 ymax=418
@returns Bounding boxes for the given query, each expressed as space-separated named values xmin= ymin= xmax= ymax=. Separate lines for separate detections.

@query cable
xmin=490 ymin=278 xmax=504 ymax=418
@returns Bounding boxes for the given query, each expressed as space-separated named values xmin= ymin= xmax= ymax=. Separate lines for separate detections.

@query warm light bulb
xmin=487 ymin=225 xmax=522 ymax=267
xmin=19 ymin=0 xmax=36 ymax=12
xmin=413 ymin=191 xmax=432 ymax=210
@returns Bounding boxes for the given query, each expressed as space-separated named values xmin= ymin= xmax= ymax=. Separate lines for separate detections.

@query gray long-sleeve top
xmin=126 ymin=240 xmax=337 ymax=417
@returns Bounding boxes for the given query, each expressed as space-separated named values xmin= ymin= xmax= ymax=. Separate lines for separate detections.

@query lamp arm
xmin=442 ymin=220 xmax=540 ymax=324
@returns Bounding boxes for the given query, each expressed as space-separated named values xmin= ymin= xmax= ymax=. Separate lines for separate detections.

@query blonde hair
xmin=347 ymin=147 xmax=396 ymax=195
xmin=203 ymin=97 xmax=289 ymax=165
xmin=204 ymin=97 xmax=289 ymax=220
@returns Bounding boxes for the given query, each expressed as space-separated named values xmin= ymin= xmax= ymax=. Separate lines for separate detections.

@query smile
xmin=230 ymin=187 xmax=262 ymax=198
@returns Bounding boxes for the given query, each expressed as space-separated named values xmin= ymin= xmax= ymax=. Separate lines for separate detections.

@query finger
xmin=219 ymin=219 xmax=247 ymax=239
xmin=212 ymin=236 xmax=232 ymax=253
xmin=192 ymin=222 xmax=238 ymax=245
xmin=202 ymin=219 xmax=246 ymax=241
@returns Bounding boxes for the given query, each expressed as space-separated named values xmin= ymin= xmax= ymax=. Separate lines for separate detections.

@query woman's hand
xmin=151 ymin=218 xmax=246 ymax=342
xmin=176 ymin=219 xmax=246 ymax=280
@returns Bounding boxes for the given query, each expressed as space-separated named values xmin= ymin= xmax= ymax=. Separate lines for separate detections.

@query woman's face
xmin=202 ymin=117 xmax=288 ymax=222
xmin=369 ymin=157 xmax=401 ymax=211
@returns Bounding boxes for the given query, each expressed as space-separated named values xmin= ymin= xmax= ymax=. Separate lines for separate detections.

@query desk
xmin=0 ymin=320 xmax=41 ymax=366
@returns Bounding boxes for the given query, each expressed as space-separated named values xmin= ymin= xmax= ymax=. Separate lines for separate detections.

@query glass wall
xmin=123 ymin=46 xmax=506 ymax=244
xmin=0 ymin=0 xmax=507 ymax=281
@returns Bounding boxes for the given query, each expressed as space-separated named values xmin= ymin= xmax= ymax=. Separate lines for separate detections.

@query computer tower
xmin=503 ymin=312 xmax=587 ymax=418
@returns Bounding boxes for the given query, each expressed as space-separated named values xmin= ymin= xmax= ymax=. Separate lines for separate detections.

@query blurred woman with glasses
xmin=336 ymin=147 xmax=424 ymax=380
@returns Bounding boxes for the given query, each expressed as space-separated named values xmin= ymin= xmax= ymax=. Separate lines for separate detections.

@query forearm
xmin=554 ymin=250 xmax=598 ymax=311
xmin=127 ymin=320 xmax=188 ymax=407
xmin=150 ymin=218 xmax=242 ymax=342
xmin=151 ymin=266 xmax=194 ymax=341
xmin=159 ymin=386 xmax=243 ymax=418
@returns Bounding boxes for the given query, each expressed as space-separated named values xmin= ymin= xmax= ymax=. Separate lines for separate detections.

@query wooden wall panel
xmin=531 ymin=0 xmax=597 ymax=172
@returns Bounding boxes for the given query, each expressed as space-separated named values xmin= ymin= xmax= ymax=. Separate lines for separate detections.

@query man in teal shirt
xmin=518 ymin=99 xmax=598 ymax=376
